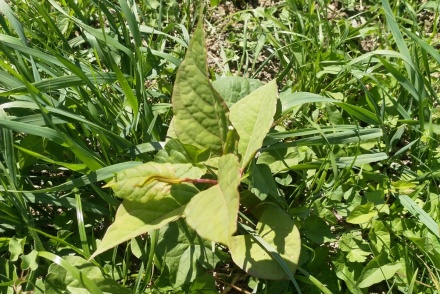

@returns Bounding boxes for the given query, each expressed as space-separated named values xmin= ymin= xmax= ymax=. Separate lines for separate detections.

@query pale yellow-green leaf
xmin=357 ymin=253 xmax=402 ymax=288
xmin=212 ymin=76 xmax=263 ymax=107
xmin=172 ymin=21 xmax=229 ymax=154
xmin=229 ymin=80 xmax=277 ymax=168
xmin=347 ymin=249 xmax=370 ymax=263
xmin=391 ymin=180 xmax=416 ymax=194
xmin=104 ymin=162 xmax=204 ymax=203
xmin=347 ymin=202 xmax=378 ymax=224
xmin=184 ymin=154 xmax=240 ymax=245
xmin=90 ymin=184 xmax=199 ymax=259
xmin=229 ymin=206 xmax=301 ymax=280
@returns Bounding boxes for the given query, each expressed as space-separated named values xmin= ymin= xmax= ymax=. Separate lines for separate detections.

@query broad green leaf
xmin=257 ymin=148 xmax=302 ymax=173
xmin=8 ymin=236 xmax=24 ymax=262
xmin=249 ymin=163 xmax=279 ymax=201
xmin=369 ymin=220 xmax=391 ymax=254
xmin=229 ymin=80 xmax=277 ymax=168
xmin=20 ymin=250 xmax=38 ymax=271
xmin=44 ymin=255 xmax=130 ymax=294
xmin=326 ymin=103 xmax=344 ymax=124
xmin=104 ymin=162 xmax=205 ymax=203
xmin=333 ymin=254 xmax=364 ymax=294
xmin=155 ymin=221 xmax=223 ymax=288
xmin=212 ymin=76 xmax=263 ymax=107
xmin=338 ymin=232 xmax=371 ymax=263
xmin=39 ymin=252 xmax=104 ymax=294
xmin=391 ymin=180 xmax=417 ymax=194
xmin=302 ymin=215 xmax=334 ymax=244
xmin=347 ymin=202 xmax=377 ymax=224
xmin=130 ymin=237 xmax=144 ymax=259
xmin=189 ymin=274 xmax=218 ymax=293
xmin=155 ymin=139 xmax=210 ymax=164
xmin=230 ymin=206 xmax=301 ymax=280
xmin=185 ymin=154 xmax=240 ymax=245
xmin=357 ymin=253 xmax=402 ymax=288
xmin=104 ymin=162 xmax=175 ymax=202
xmin=172 ymin=21 xmax=229 ymax=154
xmin=347 ymin=249 xmax=371 ymax=263
xmin=91 ymin=184 xmax=199 ymax=259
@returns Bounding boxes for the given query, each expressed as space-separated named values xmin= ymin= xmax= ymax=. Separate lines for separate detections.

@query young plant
xmin=91 ymin=19 xmax=301 ymax=288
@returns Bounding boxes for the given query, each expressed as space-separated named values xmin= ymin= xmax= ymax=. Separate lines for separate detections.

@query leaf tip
xmin=103 ymin=180 xmax=115 ymax=189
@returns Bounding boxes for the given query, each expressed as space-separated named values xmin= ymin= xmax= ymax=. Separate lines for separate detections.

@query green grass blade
xmin=280 ymin=92 xmax=336 ymax=115
xmin=398 ymin=194 xmax=440 ymax=238
xmin=266 ymin=125 xmax=360 ymax=140
xmin=75 ymin=192 xmax=91 ymax=258
xmin=23 ymin=193 xmax=109 ymax=215
xmin=0 ymin=161 xmax=142 ymax=194
xmin=336 ymin=153 xmax=388 ymax=167
xmin=0 ymin=72 xmax=118 ymax=96
xmin=0 ymin=110 xmax=17 ymax=185
xmin=0 ymin=34 xmax=72 ymax=69
xmin=381 ymin=0 xmax=412 ymax=76
xmin=335 ymin=102 xmax=380 ymax=125
xmin=48 ymin=0 xmax=132 ymax=57
xmin=2 ymin=100 xmax=133 ymax=150
xmin=265 ymin=128 xmax=383 ymax=150
xmin=296 ymin=266 xmax=333 ymax=294
xmin=402 ymin=28 xmax=440 ymax=65
xmin=14 ymin=144 xmax=87 ymax=171
xmin=0 ymin=0 xmax=27 ymax=44
xmin=107 ymin=54 xmax=139 ymax=123
xmin=29 ymin=227 xmax=85 ymax=257
xmin=139 ymin=25 xmax=188 ymax=47
xmin=119 ymin=0 xmax=141 ymax=48
xmin=0 ymin=119 xmax=65 ymax=145
xmin=376 ymin=56 xmax=419 ymax=101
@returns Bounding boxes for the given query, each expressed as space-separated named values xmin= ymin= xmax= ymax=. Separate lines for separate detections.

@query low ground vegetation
xmin=1 ymin=0 xmax=440 ymax=293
